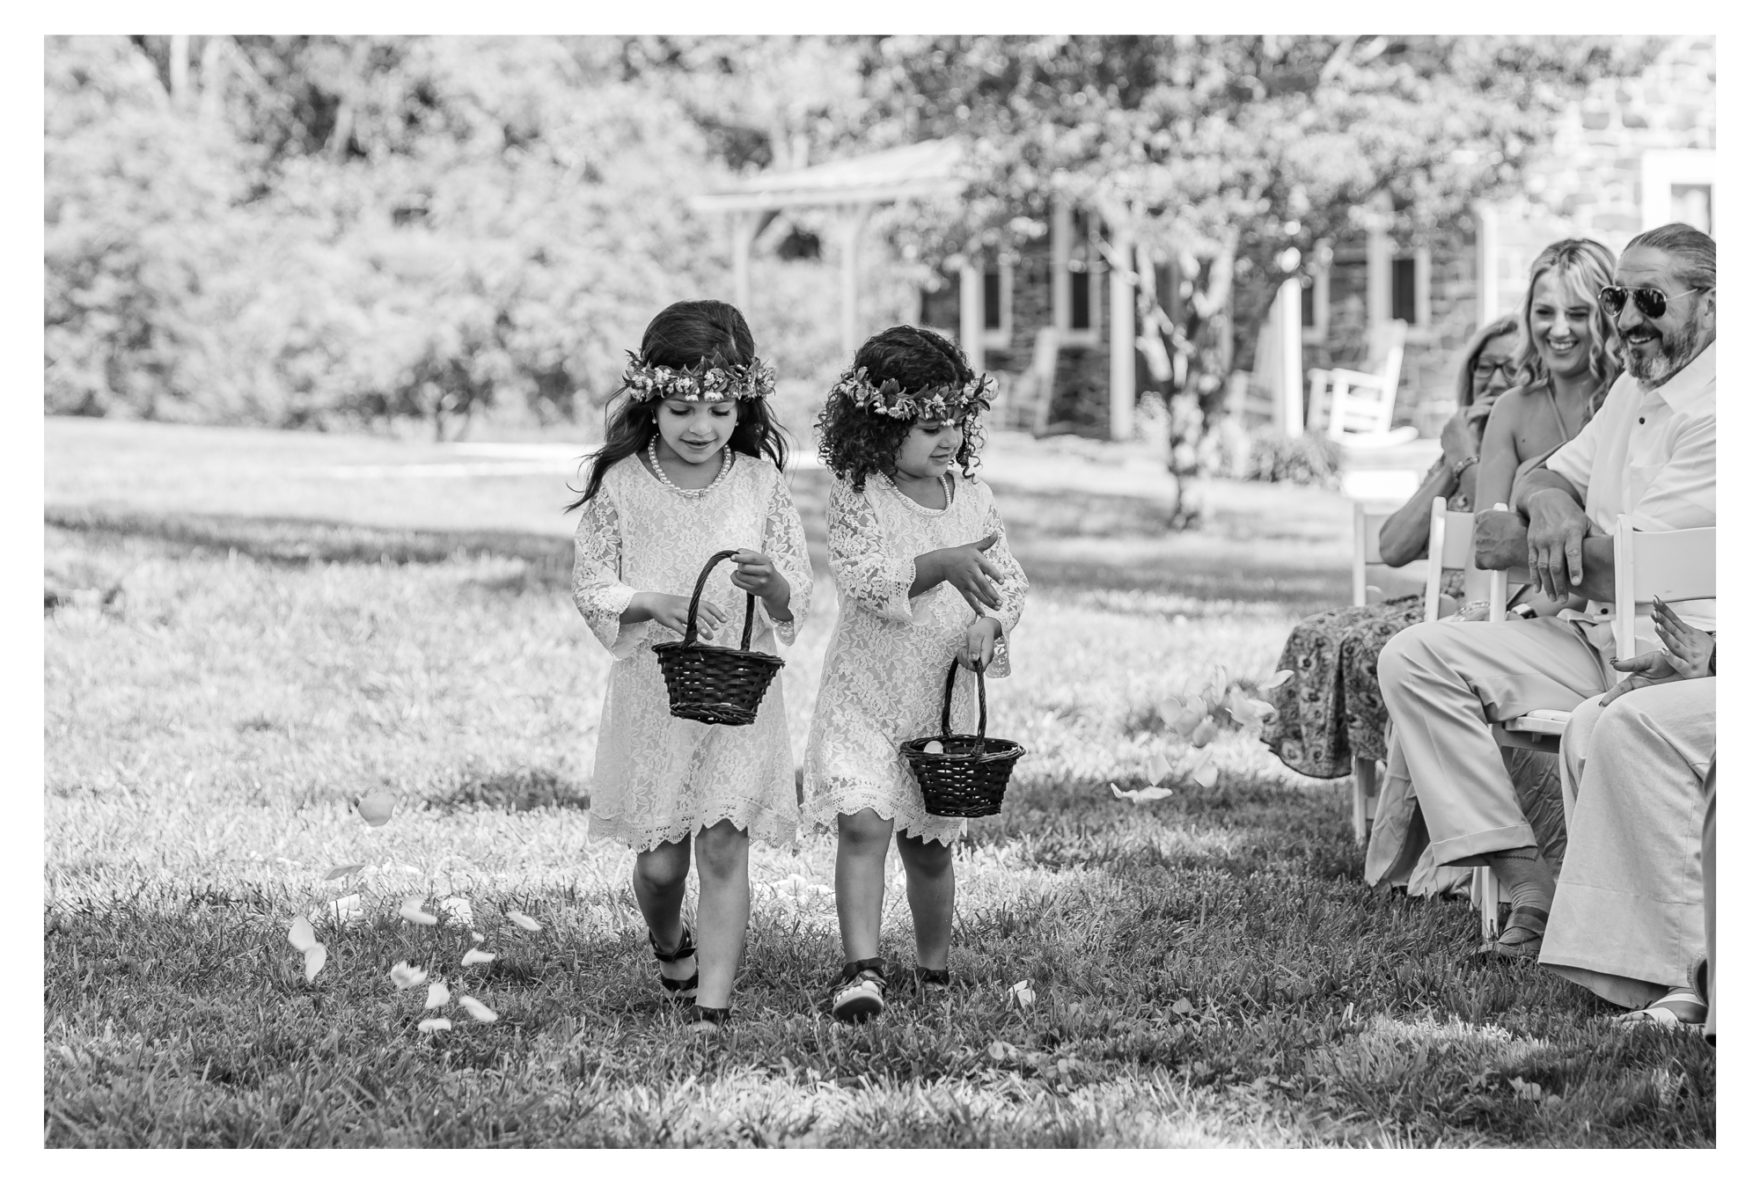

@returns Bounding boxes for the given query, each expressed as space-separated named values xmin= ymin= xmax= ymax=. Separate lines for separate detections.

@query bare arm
xmin=1472 ymin=395 xmax=1523 ymax=513
xmin=1378 ymin=456 xmax=1458 ymax=567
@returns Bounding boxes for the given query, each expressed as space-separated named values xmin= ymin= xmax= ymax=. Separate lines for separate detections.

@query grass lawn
xmin=42 ymin=416 xmax=1713 ymax=1147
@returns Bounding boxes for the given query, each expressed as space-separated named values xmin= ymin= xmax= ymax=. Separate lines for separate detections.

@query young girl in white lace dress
xmin=568 ymin=300 xmax=813 ymax=1033
xmin=801 ymin=325 xmax=1028 ymax=1021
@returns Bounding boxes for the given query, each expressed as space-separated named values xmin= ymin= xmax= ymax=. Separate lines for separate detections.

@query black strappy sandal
xmin=649 ymin=926 xmax=698 ymax=1001
xmin=686 ymin=1004 xmax=731 ymax=1034
xmin=912 ymin=965 xmax=952 ymax=992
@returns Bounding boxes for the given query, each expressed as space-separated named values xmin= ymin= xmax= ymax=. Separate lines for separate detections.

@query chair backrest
xmin=1327 ymin=320 xmax=1408 ymax=439
xmin=1614 ymin=515 xmax=1716 ymax=659
xmin=1373 ymin=319 xmax=1408 ymax=385
xmin=1422 ymin=496 xmax=1480 ymax=623
xmin=1352 ymin=501 xmax=1400 ymax=607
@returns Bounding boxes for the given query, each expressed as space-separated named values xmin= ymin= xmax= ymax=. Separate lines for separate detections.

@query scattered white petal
xmin=1189 ymin=717 xmax=1218 ymax=748
xmin=355 ymin=787 xmax=396 ymax=827
xmin=469 ymin=931 xmax=485 ymax=943
xmin=398 ymin=897 xmax=438 ymax=926
xmin=274 ymin=856 xmax=302 ymax=869
xmin=1191 ymin=760 xmax=1220 ymax=789
xmin=505 ymin=910 xmax=542 ymax=933
xmin=456 ymin=994 xmax=499 ymax=1023
xmin=303 ymin=943 xmax=327 ymax=983
xmin=462 ymin=948 xmax=496 ymax=967
xmin=1008 ymin=979 xmax=1036 ymax=1009
xmin=323 ymin=863 xmax=366 ymax=881
xmin=287 ymin=916 xmax=318 ymax=953
xmin=389 ymin=961 xmax=429 ymax=990
xmin=425 ymin=980 xmax=451 ymax=1010
xmin=439 ymin=897 xmax=474 ymax=928
xmin=417 ymin=1018 xmax=453 ymax=1033
xmin=1110 ymin=783 xmax=1172 ymax=805
xmin=1263 ymin=668 xmax=1294 ymax=690
xmin=1145 ymin=751 xmax=1176 ymax=785
xmin=311 ymin=894 xmax=364 ymax=926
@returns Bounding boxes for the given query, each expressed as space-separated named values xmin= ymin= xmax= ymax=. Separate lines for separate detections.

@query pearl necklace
xmin=648 ymin=436 xmax=732 ymax=497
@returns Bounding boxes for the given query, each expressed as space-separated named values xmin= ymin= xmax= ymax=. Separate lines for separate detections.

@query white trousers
xmin=1539 ymin=678 xmax=1715 ymax=1009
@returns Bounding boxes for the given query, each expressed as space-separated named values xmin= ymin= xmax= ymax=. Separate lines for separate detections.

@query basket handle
xmin=682 ymin=549 xmax=759 ymax=651
xmin=938 ymin=659 xmax=987 ymax=750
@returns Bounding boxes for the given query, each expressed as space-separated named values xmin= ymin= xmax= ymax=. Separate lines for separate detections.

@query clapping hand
xmin=1601 ymin=600 xmax=1713 ymax=705
xmin=938 ymin=535 xmax=1004 ymax=613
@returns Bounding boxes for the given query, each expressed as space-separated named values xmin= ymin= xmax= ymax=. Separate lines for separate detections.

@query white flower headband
xmin=620 ymin=352 xmax=776 ymax=403
xmin=830 ymin=366 xmax=997 ymax=421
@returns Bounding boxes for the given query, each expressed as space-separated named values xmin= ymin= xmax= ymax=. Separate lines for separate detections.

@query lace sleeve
xmin=757 ymin=466 xmax=813 ymax=646
xmin=976 ymin=482 xmax=1029 ymax=678
xmin=828 ymin=478 xmax=916 ymax=624
xmin=572 ymin=492 xmax=642 ymax=658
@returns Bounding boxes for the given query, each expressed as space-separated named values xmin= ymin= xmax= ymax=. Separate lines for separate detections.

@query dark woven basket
xmin=900 ymin=660 xmax=1025 ymax=818
xmin=652 ymin=549 xmax=785 ymax=726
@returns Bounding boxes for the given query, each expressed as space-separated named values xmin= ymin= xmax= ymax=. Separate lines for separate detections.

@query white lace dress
xmin=571 ymin=452 xmax=813 ymax=851
xmin=801 ymin=472 xmax=1029 ymax=845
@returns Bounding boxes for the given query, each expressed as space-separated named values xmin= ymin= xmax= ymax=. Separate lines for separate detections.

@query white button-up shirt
xmin=1543 ymin=339 xmax=1716 ymax=635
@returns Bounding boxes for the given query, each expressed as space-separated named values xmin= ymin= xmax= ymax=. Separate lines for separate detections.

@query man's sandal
xmin=1615 ymin=987 xmax=1707 ymax=1030
xmin=649 ymin=927 xmax=698 ymax=1001
xmin=1480 ymin=905 xmax=1548 ymax=959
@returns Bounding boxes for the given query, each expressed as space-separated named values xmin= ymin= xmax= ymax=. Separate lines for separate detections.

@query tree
xmin=858 ymin=35 xmax=1664 ymax=526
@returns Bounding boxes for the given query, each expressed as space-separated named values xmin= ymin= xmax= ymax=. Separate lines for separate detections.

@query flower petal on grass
xmin=1190 ymin=759 xmax=1220 ymax=789
xmin=417 ymin=1018 xmax=452 ymax=1033
xmin=322 ymin=863 xmax=366 ymax=881
xmin=1145 ymin=751 xmax=1176 ymax=786
xmin=462 ymin=948 xmax=496 ymax=967
xmin=389 ymin=961 xmax=428 ymax=990
xmin=311 ymin=894 xmax=363 ymax=926
xmin=1189 ymin=717 xmax=1218 ymax=748
xmin=398 ymin=897 xmax=438 ymax=926
xmin=425 ymin=980 xmax=450 ymax=1009
xmin=355 ymin=788 xmax=396 ymax=827
xmin=303 ymin=943 xmax=327 ymax=983
xmin=505 ymin=910 xmax=542 ymax=932
xmin=439 ymin=897 xmax=474 ymax=928
xmin=469 ymin=932 xmax=485 ymax=943
xmin=1110 ymin=783 xmax=1172 ymax=805
xmin=287 ymin=916 xmax=318 ymax=953
xmin=456 ymin=995 xmax=499 ymax=1023
xmin=1009 ymin=980 xmax=1036 ymax=1009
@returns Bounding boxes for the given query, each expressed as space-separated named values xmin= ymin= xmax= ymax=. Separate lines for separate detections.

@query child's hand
xmin=1652 ymin=598 xmax=1714 ymax=679
xmin=937 ymin=535 xmax=1003 ymax=612
xmin=961 ymin=617 xmax=1004 ymax=671
xmin=637 ymin=591 xmax=726 ymax=637
xmin=729 ymin=548 xmax=792 ymax=619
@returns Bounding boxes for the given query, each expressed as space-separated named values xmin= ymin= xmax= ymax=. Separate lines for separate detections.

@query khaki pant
xmin=1539 ymin=678 xmax=1715 ymax=1008
xmin=1377 ymin=616 xmax=1622 ymax=865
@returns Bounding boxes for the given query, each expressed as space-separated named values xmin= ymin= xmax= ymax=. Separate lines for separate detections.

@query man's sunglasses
xmin=1597 ymin=284 xmax=1713 ymax=319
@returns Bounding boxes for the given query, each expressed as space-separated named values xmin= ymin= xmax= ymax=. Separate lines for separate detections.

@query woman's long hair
xmin=1509 ymin=238 xmax=1621 ymax=406
xmin=565 ymin=300 xmax=789 ymax=510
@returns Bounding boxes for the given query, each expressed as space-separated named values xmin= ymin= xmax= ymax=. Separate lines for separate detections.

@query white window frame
xmin=1051 ymin=197 xmax=1103 ymax=346
xmin=1305 ymin=229 xmax=1430 ymax=339
xmin=1640 ymin=149 xmax=1715 ymax=237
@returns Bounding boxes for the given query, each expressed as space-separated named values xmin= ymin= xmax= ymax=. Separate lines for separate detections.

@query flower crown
xmin=830 ymin=365 xmax=998 ymax=422
xmin=620 ymin=352 xmax=776 ymax=403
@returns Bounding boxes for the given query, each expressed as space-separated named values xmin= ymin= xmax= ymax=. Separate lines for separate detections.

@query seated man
xmin=1540 ymin=603 xmax=1714 ymax=1023
xmin=1376 ymin=222 xmax=1716 ymax=954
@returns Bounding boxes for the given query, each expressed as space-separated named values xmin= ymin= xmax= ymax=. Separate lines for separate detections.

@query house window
xmin=982 ymin=261 xmax=1012 ymax=348
xmin=918 ymin=280 xmax=959 ymax=333
xmin=1307 ymin=235 xmax=1428 ymax=338
xmin=1052 ymin=200 xmax=1103 ymax=344
xmin=1641 ymin=149 xmax=1715 ymax=238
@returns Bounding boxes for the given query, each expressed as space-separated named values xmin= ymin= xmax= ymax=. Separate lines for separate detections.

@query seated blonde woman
xmin=1363 ymin=238 xmax=1622 ymax=893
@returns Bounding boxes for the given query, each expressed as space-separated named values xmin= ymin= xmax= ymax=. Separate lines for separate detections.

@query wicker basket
xmin=652 ymin=549 xmax=785 ymax=726
xmin=900 ymin=660 xmax=1025 ymax=818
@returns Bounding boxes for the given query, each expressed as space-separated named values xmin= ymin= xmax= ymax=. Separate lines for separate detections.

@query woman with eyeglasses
xmin=1263 ymin=315 xmax=1524 ymax=896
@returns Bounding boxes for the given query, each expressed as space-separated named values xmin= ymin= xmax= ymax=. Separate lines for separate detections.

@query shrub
xmin=1241 ymin=428 xmax=1342 ymax=488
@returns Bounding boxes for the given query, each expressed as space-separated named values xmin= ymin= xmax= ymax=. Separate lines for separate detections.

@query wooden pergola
xmin=691 ymin=139 xmax=1144 ymax=440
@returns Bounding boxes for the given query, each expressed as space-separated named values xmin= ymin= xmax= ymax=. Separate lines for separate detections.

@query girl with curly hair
xmin=800 ymin=325 xmax=1030 ymax=1022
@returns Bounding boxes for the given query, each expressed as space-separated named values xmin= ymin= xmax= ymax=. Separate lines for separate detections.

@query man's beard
xmin=1625 ymin=315 xmax=1703 ymax=389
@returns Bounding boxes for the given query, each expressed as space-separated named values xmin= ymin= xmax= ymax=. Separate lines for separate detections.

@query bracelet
xmin=1451 ymin=455 xmax=1480 ymax=478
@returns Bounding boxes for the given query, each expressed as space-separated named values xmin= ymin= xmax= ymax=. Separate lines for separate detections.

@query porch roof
xmin=690 ymin=138 xmax=965 ymax=213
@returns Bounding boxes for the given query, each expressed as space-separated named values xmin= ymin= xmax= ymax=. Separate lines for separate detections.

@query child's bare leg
xmin=691 ymin=820 xmax=751 ymax=1009
xmin=835 ymin=808 xmax=894 ymax=961
xmin=895 ymin=832 xmax=954 ymax=971
xmin=632 ymin=835 xmax=694 ymax=986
